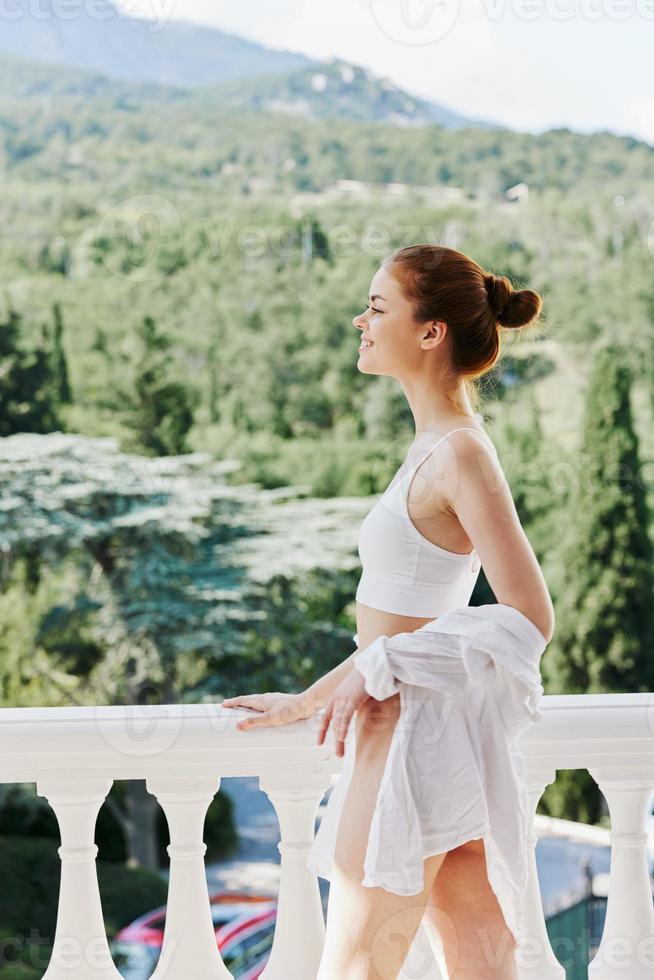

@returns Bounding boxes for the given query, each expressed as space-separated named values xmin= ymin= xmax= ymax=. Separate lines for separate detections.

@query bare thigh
xmin=421 ymin=837 xmax=518 ymax=980
xmin=318 ymin=694 xmax=448 ymax=980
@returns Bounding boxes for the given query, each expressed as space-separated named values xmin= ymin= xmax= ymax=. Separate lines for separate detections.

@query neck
xmin=397 ymin=374 xmax=479 ymax=436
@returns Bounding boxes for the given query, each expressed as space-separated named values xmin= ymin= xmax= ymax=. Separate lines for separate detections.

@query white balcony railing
xmin=1 ymin=693 xmax=654 ymax=980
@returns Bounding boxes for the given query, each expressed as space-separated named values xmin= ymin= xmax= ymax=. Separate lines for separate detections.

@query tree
xmin=0 ymin=306 xmax=62 ymax=436
xmin=51 ymin=303 xmax=72 ymax=404
xmin=0 ymin=432 xmax=365 ymax=867
xmin=122 ymin=315 xmax=198 ymax=456
xmin=542 ymin=343 xmax=654 ymax=823
xmin=207 ymin=339 xmax=221 ymax=425
xmin=550 ymin=343 xmax=654 ymax=694
xmin=300 ymin=215 xmax=332 ymax=265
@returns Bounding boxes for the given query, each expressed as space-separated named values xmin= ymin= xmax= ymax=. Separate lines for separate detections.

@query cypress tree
xmin=207 ymin=339 xmax=220 ymax=425
xmin=124 ymin=315 xmax=198 ymax=456
xmin=0 ymin=305 xmax=61 ymax=436
xmin=551 ymin=342 xmax=654 ymax=694
xmin=540 ymin=343 xmax=654 ymax=825
xmin=51 ymin=302 xmax=72 ymax=404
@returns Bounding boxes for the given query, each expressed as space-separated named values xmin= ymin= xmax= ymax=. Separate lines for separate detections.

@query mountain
xmin=0 ymin=48 xmax=494 ymax=133
xmin=0 ymin=2 xmax=495 ymax=131
xmin=0 ymin=0 xmax=314 ymax=88
xmin=0 ymin=50 xmax=189 ymax=105
xmin=201 ymin=58 xmax=493 ymax=130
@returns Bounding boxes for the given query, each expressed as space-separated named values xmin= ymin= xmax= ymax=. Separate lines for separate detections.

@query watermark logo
xmin=93 ymin=700 xmax=185 ymax=757
xmin=369 ymin=0 xmax=461 ymax=44
xmin=0 ymin=0 xmax=175 ymax=31
xmin=93 ymin=194 xmax=183 ymax=282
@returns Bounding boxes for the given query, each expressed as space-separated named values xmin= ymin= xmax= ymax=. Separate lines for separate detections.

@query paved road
xmin=205 ymin=776 xmax=617 ymax=921
xmin=206 ymin=775 xmax=333 ymax=914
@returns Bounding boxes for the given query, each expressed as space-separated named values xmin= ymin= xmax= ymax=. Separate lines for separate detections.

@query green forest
xmin=1 ymin=51 xmax=654 ymax=970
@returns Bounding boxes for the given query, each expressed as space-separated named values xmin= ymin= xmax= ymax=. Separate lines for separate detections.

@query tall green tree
xmin=0 ymin=306 xmax=62 ymax=436
xmin=207 ymin=339 xmax=221 ymax=425
xmin=551 ymin=343 xmax=654 ymax=694
xmin=123 ymin=315 xmax=198 ymax=455
xmin=50 ymin=302 xmax=72 ymax=405
xmin=542 ymin=343 xmax=654 ymax=823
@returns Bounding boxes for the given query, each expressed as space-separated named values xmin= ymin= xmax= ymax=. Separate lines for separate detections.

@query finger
xmin=332 ymin=705 xmax=353 ymax=756
xmin=221 ymin=697 xmax=264 ymax=711
xmin=221 ymin=697 xmax=246 ymax=708
xmin=317 ymin=706 xmax=331 ymax=744
xmin=323 ymin=704 xmax=340 ymax=753
xmin=330 ymin=700 xmax=348 ymax=737
xmin=317 ymin=705 xmax=333 ymax=745
xmin=237 ymin=711 xmax=271 ymax=731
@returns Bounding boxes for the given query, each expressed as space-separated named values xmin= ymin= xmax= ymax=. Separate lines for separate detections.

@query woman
xmin=220 ymin=244 xmax=555 ymax=979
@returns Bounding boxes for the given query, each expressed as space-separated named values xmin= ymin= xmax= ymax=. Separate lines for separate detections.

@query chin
xmin=358 ymin=352 xmax=380 ymax=374
xmin=357 ymin=361 xmax=376 ymax=374
xmin=358 ymin=361 xmax=386 ymax=377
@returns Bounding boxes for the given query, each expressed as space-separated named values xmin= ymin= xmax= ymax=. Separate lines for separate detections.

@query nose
xmin=353 ymin=311 xmax=366 ymax=329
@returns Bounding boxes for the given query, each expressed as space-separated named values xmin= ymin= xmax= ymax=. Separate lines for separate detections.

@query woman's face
xmin=353 ymin=264 xmax=436 ymax=378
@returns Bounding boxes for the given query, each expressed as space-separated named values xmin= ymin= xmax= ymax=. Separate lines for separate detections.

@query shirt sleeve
xmin=352 ymin=603 xmax=548 ymax=706
xmin=353 ymin=628 xmax=469 ymax=701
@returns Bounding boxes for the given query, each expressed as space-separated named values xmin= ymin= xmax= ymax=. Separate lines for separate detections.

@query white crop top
xmin=355 ymin=425 xmax=497 ymax=617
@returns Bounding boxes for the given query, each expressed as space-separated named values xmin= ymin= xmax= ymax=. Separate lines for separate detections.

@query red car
xmin=110 ymin=892 xmax=277 ymax=979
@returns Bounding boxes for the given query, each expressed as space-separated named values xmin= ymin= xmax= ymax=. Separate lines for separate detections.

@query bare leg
xmin=318 ymin=693 xmax=448 ymax=980
xmin=422 ymin=837 xmax=518 ymax=980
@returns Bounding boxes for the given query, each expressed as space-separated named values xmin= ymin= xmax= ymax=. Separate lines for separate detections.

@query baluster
xmin=146 ymin=775 xmax=231 ymax=980
xmin=587 ymin=768 xmax=654 ymax=980
xmin=520 ymin=767 xmax=565 ymax=980
xmin=259 ymin=771 xmax=333 ymax=979
xmin=36 ymin=776 xmax=122 ymax=979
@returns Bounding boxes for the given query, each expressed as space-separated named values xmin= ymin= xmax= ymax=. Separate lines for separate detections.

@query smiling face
xmin=353 ymin=264 xmax=448 ymax=379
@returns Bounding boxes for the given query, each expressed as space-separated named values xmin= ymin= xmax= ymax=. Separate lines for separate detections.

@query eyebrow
xmin=369 ymin=294 xmax=386 ymax=303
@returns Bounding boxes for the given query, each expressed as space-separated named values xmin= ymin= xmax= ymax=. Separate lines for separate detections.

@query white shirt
xmin=306 ymin=602 xmax=548 ymax=947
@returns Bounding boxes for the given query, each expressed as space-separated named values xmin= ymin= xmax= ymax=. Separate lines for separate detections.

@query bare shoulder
xmin=430 ymin=427 xmax=555 ymax=643
xmin=438 ymin=427 xmax=505 ymax=492
xmin=415 ymin=426 xmax=504 ymax=515
xmin=445 ymin=425 xmax=499 ymax=458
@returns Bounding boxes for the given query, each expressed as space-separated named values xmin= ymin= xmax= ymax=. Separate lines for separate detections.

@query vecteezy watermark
xmin=486 ymin=0 xmax=654 ymax=19
xmin=119 ymin=0 xmax=176 ymax=29
xmin=0 ymin=0 xmax=176 ymax=31
xmin=368 ymin=0 xmax=654 ymax=43
xmin=93 ymin=194 xmax=184 ymax=282
xmin=92 ymin=193 xmax=460 ymax=280
xmin=487 ymin=0 xmax=654 ymax=18
xmin=370 ymin=0 xmax=461 ymax=44
xmin=92 ymin=698 xmax=185 ymax=758
xmin=200 ymin=216 xmax=459 ymax=262
xmin=371 ymin=909 xmax=451 ymax=978
xmin=90 ymin=197 xmax=654 ymax=284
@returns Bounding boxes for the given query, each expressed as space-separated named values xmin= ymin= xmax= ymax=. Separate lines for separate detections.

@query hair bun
xmin=484 ymin=272 xmax=542 ymax=328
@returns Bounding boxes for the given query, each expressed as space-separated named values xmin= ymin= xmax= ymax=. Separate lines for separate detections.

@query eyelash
xmin=366 ymin=305 xmax=383 ymax=314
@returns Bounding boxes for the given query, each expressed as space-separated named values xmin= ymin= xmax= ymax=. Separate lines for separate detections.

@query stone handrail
xmin=0 ymin=693 xmax=653 ymax=979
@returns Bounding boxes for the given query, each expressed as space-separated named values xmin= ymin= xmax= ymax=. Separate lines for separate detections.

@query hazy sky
xmin=116 ymin=0 xmax=653 ymax=144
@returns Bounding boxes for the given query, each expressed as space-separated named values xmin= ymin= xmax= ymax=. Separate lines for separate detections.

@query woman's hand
xmin=219 ymin=691 xmax=315 ymax=731
xmin=316 ymin=668 xmax=370 ymax=758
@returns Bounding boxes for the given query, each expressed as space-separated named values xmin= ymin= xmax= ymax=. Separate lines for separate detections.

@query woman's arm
xmin=440 ymin=430 xmax=555 ymax=642
xmin=301 ymin=648 xmax=361 ymax=714
xmin=221 ymin=647 xmax=365 ymax=731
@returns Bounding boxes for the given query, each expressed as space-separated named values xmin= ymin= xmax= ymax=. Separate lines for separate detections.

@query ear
xmin=421 ymin=319 xmax=448 ymax=347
